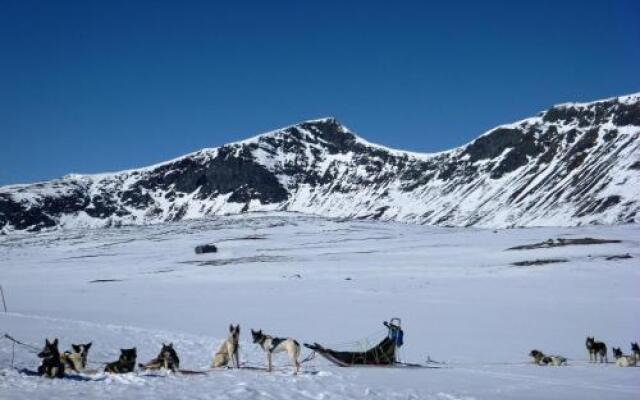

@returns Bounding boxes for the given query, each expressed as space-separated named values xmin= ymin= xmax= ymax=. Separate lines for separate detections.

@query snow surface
xmin=1 ymin=213 xmax=639 ymax=399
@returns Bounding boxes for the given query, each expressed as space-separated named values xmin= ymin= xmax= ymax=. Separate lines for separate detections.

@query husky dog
xmin=586 ymin=337 xmax=608 ymax=363
xmin=612 ymin=347 xmax=637 ymax=367
xmin=104 ymin=347 xmax=137 ymax=373
xmin=139 ymin=343 xmax=180 ymax=372
xmin=528 ymin=349 xmax=566 ymax=366
xmin=251 ymin=329 xmax=300 ymax=374
xmin=212 ymin=324 xmax=241 ymax=368
xmin=62 ymin=342 xmax=92 ymax=372
xmin=37 ymin=338 xmax=65 ymax=378
xmin=529 ymin=349 xmax=546 ymax=365
xmin=542 ymin=355 xmax=567 ymax=366
xmin=631 ymin=342 xmax=640 ymax=363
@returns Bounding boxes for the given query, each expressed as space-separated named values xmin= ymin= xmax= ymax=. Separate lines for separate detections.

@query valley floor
xmin=1 ymin=213 xmax=639 ymax=399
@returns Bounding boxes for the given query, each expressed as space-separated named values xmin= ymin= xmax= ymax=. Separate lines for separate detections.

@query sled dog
xmin=62 ymin=342 xmax=92 ymax=372
xmin=140 ymin=343 xmax=180 ymax=372
xmin=528 ymin=349 xmax=566 ymax=366
xmin=586 ymin=337 xmax=607 ymax=363
xmin=212 ymin=324 xmax=240 ymax=368
xmin=104 ymin=347 xmax=137 ymax=373
xmin=37 ymin=338 xmax=65 ymax=378
xmin=612 ymin=347 xmax=637 ymax=367
xmin=251 ymin=329 xmax=300 ymax=374
xmin=631 ymin=342 xmax=640 ymax=363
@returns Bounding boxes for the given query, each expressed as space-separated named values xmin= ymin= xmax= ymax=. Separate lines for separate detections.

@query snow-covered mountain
xmin=1 ymin=93 xmax=639 ymax=232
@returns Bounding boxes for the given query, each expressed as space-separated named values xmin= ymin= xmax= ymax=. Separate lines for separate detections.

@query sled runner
xmin=304 ymin=318 xmax=405 ymax=367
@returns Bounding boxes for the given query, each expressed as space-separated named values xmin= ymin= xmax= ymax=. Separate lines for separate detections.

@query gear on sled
xmin=303 ymin=318 xmax=405 ymax=367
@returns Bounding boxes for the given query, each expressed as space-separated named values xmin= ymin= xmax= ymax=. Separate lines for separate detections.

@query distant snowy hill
xmin=1 ymin=93 xmax=639 ymax=232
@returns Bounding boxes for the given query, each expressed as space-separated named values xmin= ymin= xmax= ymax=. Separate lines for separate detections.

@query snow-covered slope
xmin=1 ymin=93 xmax=639 ymax=232
xmin=1 ymin=214 xmax=639 ymax=399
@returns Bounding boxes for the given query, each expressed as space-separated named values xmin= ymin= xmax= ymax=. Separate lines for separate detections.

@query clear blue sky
xmin=1 ymin=1 xmax=638 ymax=185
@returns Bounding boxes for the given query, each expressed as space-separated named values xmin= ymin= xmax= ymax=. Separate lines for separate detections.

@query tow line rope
xmin=2 ymin=333 xmax=40 ymax=353
xmin=2 ymin=332 xmax=111 ymax=368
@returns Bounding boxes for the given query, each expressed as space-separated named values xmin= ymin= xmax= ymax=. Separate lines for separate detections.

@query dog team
xmin=528 ymin=337 xmax=639 ymax=367
xmin=35 ymin=329 xmax=638 ymax=378
xmin=36 ymin=324 xmax=302 ymax=378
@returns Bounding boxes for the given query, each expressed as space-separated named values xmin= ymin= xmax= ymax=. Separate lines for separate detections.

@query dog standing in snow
xmin=631 ymin=342 xmax=640 ymax=363
xmin=251 ymin=329 xmax=300 ymax=374
xmin=612 ymin=347 xmax=637 ymax=367
xmin=586 ymin=337 xmax=608 ymax=363
xmin=212 ymin=324 xmax=241 ymax=368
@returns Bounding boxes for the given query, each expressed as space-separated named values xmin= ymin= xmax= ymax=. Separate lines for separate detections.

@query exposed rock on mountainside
xmin=1 ymin=93 xmax=639 ymax=232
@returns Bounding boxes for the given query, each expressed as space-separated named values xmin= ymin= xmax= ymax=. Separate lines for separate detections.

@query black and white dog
xmin=528 ymin=349 xmax=566 ymax=366
xmin=139 ymin=343 xmax=180 ymax=372
xmin=104 ymin=347 xmax=137 ymax=373
xmin=586 ymin=337 xmax=608 ymax=363
xmin=612 ymin=347 xmax=637 ymax=367
xmin=62 ymin=342 xmax=92 ymax=372
xmin=251 ymin=329 xmax=300 ymax=374
xmin=37 ymin=338 xmax=65 ymax=378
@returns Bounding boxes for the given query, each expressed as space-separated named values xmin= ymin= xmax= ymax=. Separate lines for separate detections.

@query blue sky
xmin=1 ymin=1 xmax=638 ymax=185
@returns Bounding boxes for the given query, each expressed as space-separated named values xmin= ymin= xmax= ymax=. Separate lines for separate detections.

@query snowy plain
xmin=0 ymin=213 xmax=638 ymax=399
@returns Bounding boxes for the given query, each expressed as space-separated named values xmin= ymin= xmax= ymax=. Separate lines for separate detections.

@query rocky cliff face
xmin=1 ymin=93 xmax=639 ymax=233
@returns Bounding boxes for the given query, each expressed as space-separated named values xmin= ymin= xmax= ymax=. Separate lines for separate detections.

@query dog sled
xmin=304 ymin=318 xmax=409 ymax=367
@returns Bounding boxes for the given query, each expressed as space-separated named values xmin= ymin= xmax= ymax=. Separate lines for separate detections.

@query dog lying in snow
xmin=612 ymin=347 xmax=637 ymax=367
xmin=37 ymin=338 xmax=65 ymax=378
xmin=212 ymin=324 xmax=240 ymax=368
xmin=61 ymin=342 xmax=92 ymax=372
xmin=528 ymin=349 xmax=567 ymax=366
xmin=139 ymin=343 xmax=180 ymax=372
xmin=586 ymin=337 xmax=608 ymax=363
xmin=251 ymin=329 xmax=300 ymax=374
xmin=104 ymin=347 xmax=137 ymax=373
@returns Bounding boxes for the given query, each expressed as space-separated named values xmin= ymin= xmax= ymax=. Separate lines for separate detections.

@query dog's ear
xmin=168 ymin=343 xmax=173 ymax=348
xmin=229 ymin=324 xmax=234 ymax=332
xmin=52 ymin=338 xmax=58 ymax=347
xmin=45 ymin=338 xmax=51 ymax=346
xmin=236 ymin=324 xmax=240 ymax=332
xmin=72 ymin=344 xmax=81 ymax=352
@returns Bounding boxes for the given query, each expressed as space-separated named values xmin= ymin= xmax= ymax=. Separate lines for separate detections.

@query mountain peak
xmin=1 ymin=92 xmax=639 ymax=233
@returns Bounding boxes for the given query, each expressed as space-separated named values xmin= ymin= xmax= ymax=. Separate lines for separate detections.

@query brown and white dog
xmin=586 ymin=337 xmax=608 ymax=363
xmin=61 ymin=342 xmax=92 ymax=372
xmin=612 ymin=347 xmax=637 ymax=367
xmin=251 ymin=329 xmax=300 ymax=374
xmin=212 ymin=325 xmax=241 ymax=368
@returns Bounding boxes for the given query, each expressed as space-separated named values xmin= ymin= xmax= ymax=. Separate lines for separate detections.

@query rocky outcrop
xmin=1 ymin=92 xmax=639 ymax=233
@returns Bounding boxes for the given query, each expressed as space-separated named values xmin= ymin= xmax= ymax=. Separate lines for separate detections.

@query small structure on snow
xmin=195 ymin=244 xmax=218 ymax=254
